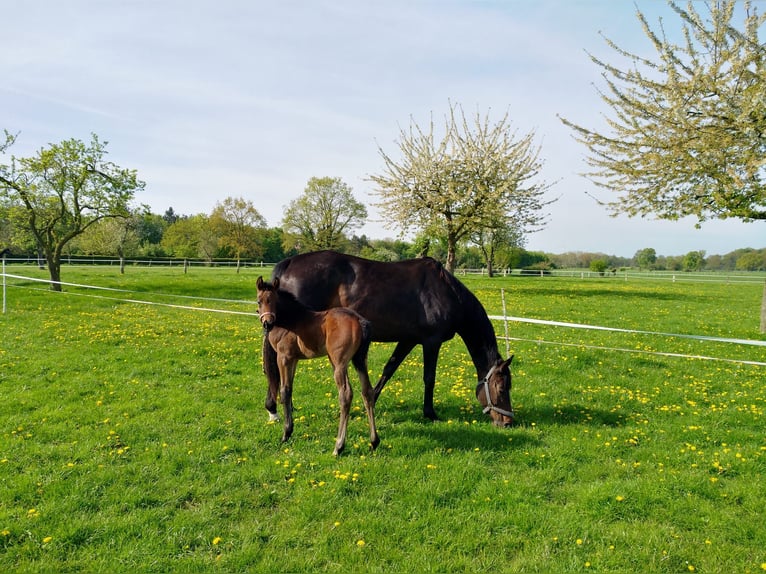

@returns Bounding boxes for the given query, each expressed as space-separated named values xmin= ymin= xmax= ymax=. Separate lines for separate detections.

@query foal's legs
xmin=356 ymin=362 xmax=380 ymax=451
xmin=332 ymin=361 xmax=353 ymax=456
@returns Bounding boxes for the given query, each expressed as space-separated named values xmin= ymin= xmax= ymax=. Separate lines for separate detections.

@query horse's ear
xmin=256 ymin=276 xmax=264 ymax=289
xmin=503 ymin=355 xmax=514 ymax=369
xmin=273 ymin=277 xmax=280 ymax=290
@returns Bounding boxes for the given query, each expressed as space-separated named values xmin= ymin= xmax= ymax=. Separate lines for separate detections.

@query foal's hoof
xmin=267 ymin=412 xmax=280 ymax=423
xmin=370 ymin=436 xmax=380 ymax=451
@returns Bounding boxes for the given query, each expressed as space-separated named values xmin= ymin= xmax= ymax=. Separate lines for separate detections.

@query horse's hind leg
xmin=333 ymin=364 xmax=353 ymax=456
xmin=373 ymin=340 xmax=416 ymax=402
xmin=422 ymin=341 xmax=442 ymax=421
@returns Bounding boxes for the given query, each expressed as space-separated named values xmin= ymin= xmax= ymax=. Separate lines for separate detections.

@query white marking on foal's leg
xmin=268 ymin=412 xmax=280 ymax=423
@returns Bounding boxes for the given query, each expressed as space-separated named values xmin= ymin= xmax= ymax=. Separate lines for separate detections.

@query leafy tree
xmin=77 ymin=208 xmax=144 ymax=273
xmin=135 ymin=211 xmax=167 ymax=250
xmin=256 ymin=227 xmax=291 ymax=263
xmin=589 ymin=259 xmax=608 ymax=275
xmin=683 ymin=250 xmax=706 ymax=272
xmin=370 ymin=102 xmax=553 ymax=272
xmin=561 ymin=1 xmax=766 ymax=224
xmin=635 ymin=247 xmax=657 ymax=269
xmin=0 ymin=131 xmax=144 ymax=289
xmin=735 ymin=249 xmax=766 ymax=271
xmin=470 ymin=220 xmax=524 ymax=277
xmin=282 ymin=177 xmax=367 ymax=252
xmin=163 ymin=207 xmax=180 ymax=225
xmin=161 ymin=215 xmax=217 ymax=261
xmin=210 ymin=196 xmax=267 ymax=272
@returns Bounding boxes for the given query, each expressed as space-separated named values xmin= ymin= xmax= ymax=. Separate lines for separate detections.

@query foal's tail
xmin=351 ymin=317 xmax=373 ymax=373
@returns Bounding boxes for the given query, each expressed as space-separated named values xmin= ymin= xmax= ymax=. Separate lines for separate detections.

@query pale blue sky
xmin=2 ymin=1 xmax=763 ymax=256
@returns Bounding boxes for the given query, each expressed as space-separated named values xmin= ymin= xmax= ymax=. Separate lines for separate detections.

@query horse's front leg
xmin=422 ymin=341 xmax=442 ymax=421
xmin=333 ymin=364 xmax=353 ymax=456
xmin=262 ymin=337 xmax=280 ymax=421
xmin=373 ymin=340 xmax=416 ymax=403
xmin=279 ymin=359 xmax=297 ymax=443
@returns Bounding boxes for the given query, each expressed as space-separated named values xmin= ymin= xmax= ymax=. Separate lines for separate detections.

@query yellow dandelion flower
xmin=212 ymin=537 xmax=222 ymax=545
xmin=43 ymin=536 xmax=52 ymax=544
xmin=356 ymin=539 xmax=366 ymax=547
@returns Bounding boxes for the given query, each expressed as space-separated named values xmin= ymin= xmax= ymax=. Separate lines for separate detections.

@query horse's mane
xmin=442 ymin=269 xmax=502 ymax=371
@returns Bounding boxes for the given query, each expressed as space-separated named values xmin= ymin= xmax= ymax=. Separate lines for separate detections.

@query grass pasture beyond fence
xmin=1 ymin=265 xmax=765 ymax=572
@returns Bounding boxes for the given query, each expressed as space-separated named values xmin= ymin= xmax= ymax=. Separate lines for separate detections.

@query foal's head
xmin=256 ymin=276 xmax=280 ymax=331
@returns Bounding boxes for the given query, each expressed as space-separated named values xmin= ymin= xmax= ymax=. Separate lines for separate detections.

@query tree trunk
xmin=445 ymin=236 xmax=457 ymax=273
xmin=48 ymin=257 xmax=62 ymax=292
xmin=120 ymin=256 xmax=125 ymax=275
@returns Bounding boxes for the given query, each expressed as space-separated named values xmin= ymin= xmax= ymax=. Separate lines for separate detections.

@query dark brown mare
xmin=261 ymin=251 xmax=514 ymax=427
xmin=256 ymin=276 xmax=379 ymax=455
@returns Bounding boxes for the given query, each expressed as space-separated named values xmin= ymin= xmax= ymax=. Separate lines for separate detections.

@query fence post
xmin=761 ymin=280 xmax=766 ymax=334
xmin=501 ymin=288 xmax=510 ymax=357
xmin=2 ymin=252 xmax=6 ymax=314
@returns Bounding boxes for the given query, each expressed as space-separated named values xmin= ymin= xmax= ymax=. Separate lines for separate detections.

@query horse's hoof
xmin=370 ymin=437 xmax=380 ymax=451
xmin=268 ymin=412 xmax=280 ymax=423
xmin=424 ymin=409 xmax=439 ymax=422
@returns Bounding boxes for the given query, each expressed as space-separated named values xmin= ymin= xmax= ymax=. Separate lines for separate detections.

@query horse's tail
xmin=351 ymin=317 xmax=373 ymax=373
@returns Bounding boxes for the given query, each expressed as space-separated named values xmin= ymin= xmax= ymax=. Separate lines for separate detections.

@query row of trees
xmin=4 ymin=186 xmax=762 ymax=272
xmin=1 ymin=103 xmax=548 ymax=288
xmin=2 ymin=1 xmax=764 ymax=288
xmin=553 ymin=247 xmax=766 ymax=273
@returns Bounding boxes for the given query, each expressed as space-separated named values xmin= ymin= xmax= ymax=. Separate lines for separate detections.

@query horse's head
xmin=476 ymin=356 xmax=514 ymax=427
xmin=256 ymin=276 xmax=280 ymax=331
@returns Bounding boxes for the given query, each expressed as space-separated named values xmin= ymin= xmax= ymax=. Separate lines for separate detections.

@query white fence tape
xmin=3 ymin=271 xmax=765 ymax=366
xmin=489 ymin=315 xmax=766 ymax=348
xmin=2 ymin=273 xmax=260 ymax=317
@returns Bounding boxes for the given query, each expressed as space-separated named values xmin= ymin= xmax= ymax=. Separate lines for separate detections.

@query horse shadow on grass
xmin=377 ymin=403 xmax=538 ymax=453
xmin=376 ymin=399 xmax=625 ymax=454
xmin=518 ymin=403 xmax=626 ymax=428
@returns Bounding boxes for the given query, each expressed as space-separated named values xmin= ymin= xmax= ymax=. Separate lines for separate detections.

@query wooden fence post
xmin=761 ymin=280 xmax=766 ymax=334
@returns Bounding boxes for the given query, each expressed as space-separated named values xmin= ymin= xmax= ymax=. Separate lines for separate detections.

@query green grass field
xmin=1 ymin=265 xmax=765 ymax=572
